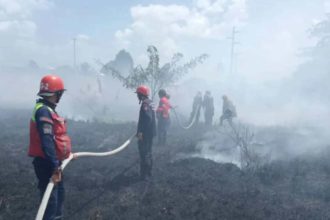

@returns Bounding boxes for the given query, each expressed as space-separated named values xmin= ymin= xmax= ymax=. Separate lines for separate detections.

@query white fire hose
xmin=35 ymin=134 xmax=135 ymax=220
xmin=173 ymin=104 xmax=201 ymax=130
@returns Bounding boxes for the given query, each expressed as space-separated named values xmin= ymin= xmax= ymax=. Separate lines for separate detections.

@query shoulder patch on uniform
xmin=151 ymin=103 xmax=156 ymax=110
xmin=143 ymin=103 xmax=149 ymax=111
xmin=40 ymin=116 xmax=54 ymax=124
xmin=42 ymin=123 xmax=53 ymax=134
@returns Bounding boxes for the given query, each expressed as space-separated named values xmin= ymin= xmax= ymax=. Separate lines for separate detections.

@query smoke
xmin=0 ymin=0 xmax=329 ymax=165
xmin=189 ymin=123 xmax=330 ymax=168
xmin=0 ymin=64 xmax=139 ymax=122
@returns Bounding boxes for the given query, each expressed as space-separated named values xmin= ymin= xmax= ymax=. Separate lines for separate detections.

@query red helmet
xmin=136 ymin=85 xmax=149 ymax=97
xmin=38 ymin=74 xmax=65 ymax=96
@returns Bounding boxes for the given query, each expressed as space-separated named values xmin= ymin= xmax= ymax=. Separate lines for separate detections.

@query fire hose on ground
xmin=172 ymin=104 xmax=201 ymax=130
xmin=36 ymin=105 xmax=201 ymax=219
xmin=35 ymin=134 xmax=135 ymax=220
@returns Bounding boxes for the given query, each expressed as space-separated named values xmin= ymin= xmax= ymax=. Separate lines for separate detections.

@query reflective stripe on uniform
xmin=31 ymin=103 xmax=53 ymax=122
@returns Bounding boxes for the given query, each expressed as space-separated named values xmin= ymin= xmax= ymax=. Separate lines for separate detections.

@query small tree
xmin=219 ymin=123 xmax=266 ymax=170
xmin=100 ymin=45 xmax=208 ymax=99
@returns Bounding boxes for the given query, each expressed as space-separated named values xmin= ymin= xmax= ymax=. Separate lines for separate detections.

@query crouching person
xmin=220 ymin=95 xmax=237 ymax=127
xmin=135 ymin=85 xmax=156 ymax=181
xmin=28 ymin=74 xmax=71 ymax=220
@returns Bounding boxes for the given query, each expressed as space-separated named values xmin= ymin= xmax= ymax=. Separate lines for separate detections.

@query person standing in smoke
xmin=189 ymin=91 xmax=203 ymax=124
xmin=202 ymin=91 xmax=214 ymax=127
xmin=135 ymin=85 xmax=156 ymax=181
xmin=28 ymin=74 xmax=72 ymax=220
xmin=220 ymin=95 xmax=237 ymax=127
xmin=156 ymin=89 xmax=171 ymax=145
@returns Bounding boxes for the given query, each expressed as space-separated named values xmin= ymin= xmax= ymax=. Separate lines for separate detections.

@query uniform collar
xmin=37 ymin=98 xmax=57 ymax=110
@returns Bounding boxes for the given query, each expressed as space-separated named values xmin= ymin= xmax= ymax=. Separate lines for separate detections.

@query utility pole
xmin=228 ymin=26 xmax=239 ymax=75
xmin=73 ymin=37 xmax=77 ymax=70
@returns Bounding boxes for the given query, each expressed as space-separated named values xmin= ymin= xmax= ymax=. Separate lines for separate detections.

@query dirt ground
xmin=1 ymin=109 xmax=330 ymax=220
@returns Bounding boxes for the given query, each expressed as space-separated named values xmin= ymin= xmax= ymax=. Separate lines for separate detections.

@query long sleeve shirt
xmin=203 ymin=95 xmax=214 ymax=115
xmin=35 ymin=99 xmax=59 ymax=171
xmin=156 ymin=97 xmax=171 ymax=119
xmin=137 ymin=98 xmax=156 ymax=139
xmin=223 ymin=99 xmax=236 ymax=117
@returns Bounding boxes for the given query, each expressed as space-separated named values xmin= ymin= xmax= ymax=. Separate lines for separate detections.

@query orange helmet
xmin=38 ymin=74 xmax=65 ymax=96
xmin=136 ymin=85 xmax=149 ymax=97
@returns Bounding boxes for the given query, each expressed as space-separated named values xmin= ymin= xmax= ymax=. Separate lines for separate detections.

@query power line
xmin=228 ymin=26 xmax=240 ymax=76
xmin=73 ymin=37 xmax=77 ymax=70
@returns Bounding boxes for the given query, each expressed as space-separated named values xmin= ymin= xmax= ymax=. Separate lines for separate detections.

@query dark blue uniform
xmin=203 ymin=94 xmax=214 ymax=127
xmin=190 ymin=93 xmax=203 ymax=124
xmin=137 ymin=98 xmax=156 ymax=179
xmin=32 ymin=99 xmax=64 ymax=220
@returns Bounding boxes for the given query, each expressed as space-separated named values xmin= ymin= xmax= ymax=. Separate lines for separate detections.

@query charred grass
xmin=1 ymin=109 xmax=330 ymax=219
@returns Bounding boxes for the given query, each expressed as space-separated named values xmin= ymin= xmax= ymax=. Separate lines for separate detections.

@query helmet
xmin=158 ymin=89 xmax=166 ymax=97
xmin=38 ymin=74 xmax=65 ymax=97
xmin=136 ymin=85 xmax=149 ymax=97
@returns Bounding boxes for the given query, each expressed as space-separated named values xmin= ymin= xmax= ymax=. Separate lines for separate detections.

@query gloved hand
xmin=72 ymin=153 xmax=78 ymax=160
xmin=51 ymin=168 xmax=62 ymax=184
xmin=136 ymin=132 xmax=143 ymax=141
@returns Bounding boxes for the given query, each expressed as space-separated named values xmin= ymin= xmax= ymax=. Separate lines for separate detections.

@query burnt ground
xmin=1 ymin=109 xmax=330 ymax=219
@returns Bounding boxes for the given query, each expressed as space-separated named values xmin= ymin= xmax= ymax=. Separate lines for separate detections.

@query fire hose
xmin=35 ymin=134 xmax=135 ymax=220
xmin=36 ymin=105 xmax=200 ymax=219
xmin=172 ymin=104 xmax=201 ymax=130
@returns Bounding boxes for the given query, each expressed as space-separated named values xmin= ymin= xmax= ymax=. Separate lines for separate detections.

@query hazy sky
xmin=0 ymin=0 xmax=329 ymax=83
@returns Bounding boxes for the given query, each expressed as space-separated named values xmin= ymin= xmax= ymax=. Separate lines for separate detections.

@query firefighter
xmin=220 ymin=95 xmax=237 ymax=126
xmin=136 ymin=85 xmax=156 ymax=181
xmin=189 ymin=91 xmax=203 ymax=124
xmin=28 ymin=74 xmax=71 ymax=220
xmin=202 ymin=91 xmax=214 ymax=127
xmin=156 ymin=89 xmax=171 ymax=145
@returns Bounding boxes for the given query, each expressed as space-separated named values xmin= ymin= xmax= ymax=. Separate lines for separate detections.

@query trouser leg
xmin=196 ymin=109 xmax=200 ymax=124
xmin=158 ymin=119 xmax=169 ymax=145
xmin=205 ymin=113 xmax=212 ymax=126
xmin=138 ymin=140 xmax=146 ymax=179
xmin=138 ymin=138 xmax=153 ymax=179
xmin=46 ymin=186 xmax=58 ymax=220
xmin=160 ymin=131 xmax=165 ymax=145
xmin=228 ymin=117 xmax=233 ymax=128
xmin=206 ymin=117 xmax=211 ymax=127
xmin=209 ymin=116 xmax=213 ymax=126
xmin=33 ymin=158 xmax=59 ymax=220
xmin=161 ymin=119 xmax=170 ymax=145
xmin=145 ymin=138 xmax=153 ymax=177
xmin=220 ymin=115 xmax=224 ymax=126
xmin=55 ymin=180 xmax=64 ymax=220
xmin=157 ymin=120 xmax=162 ymax=144
xmin=163 ymin=131 xmax=167 ymax=145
